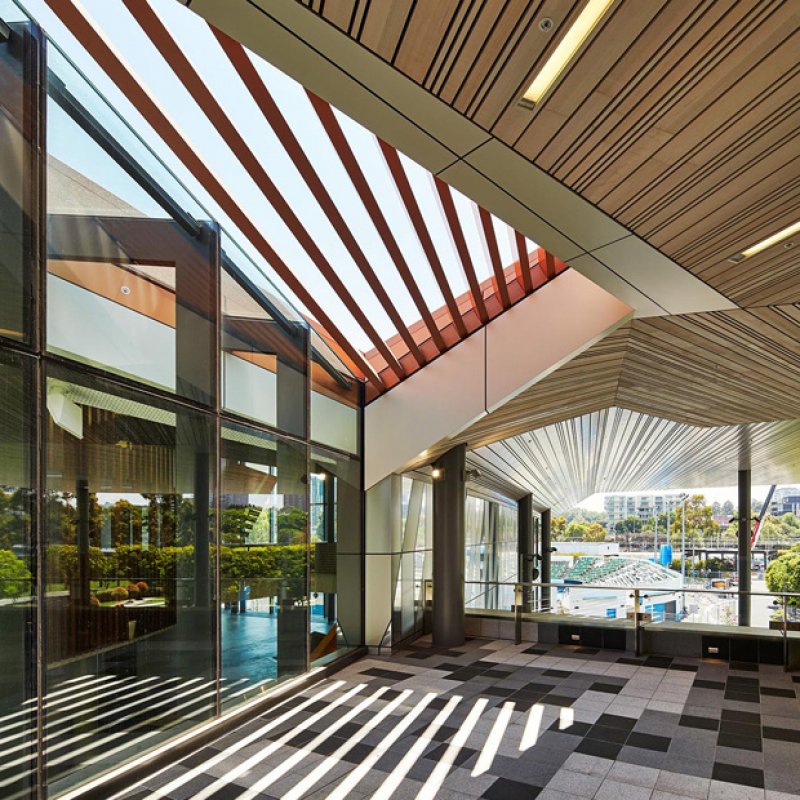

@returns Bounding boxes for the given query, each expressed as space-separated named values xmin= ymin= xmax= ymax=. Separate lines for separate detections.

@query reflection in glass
xmin=310 ymin=331 xmax=360 ymax=453
xmin=45 ymin=47 xmax=216 ymax=405
xmin=220 ymin=422 xmax=308 ymax=707
xmin=221 ymin=239 xmax=308 ymax=437
xmin=0 ymin=351 xmax=34 ymax=800
xmin=0 ymin=21 xmax=33 ymax=343
xmin=44 ymin=366 xmax=215 ymax=794
xmin=310 ymin=447 xmax=361 ymax=662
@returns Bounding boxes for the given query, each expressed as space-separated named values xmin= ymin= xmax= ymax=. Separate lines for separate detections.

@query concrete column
xmin=541 ymin=508 xmax=552 ymax=611
xmin=518 ymin=495 xmax=533 ymax=612
xmin=433 ymin=445 xmax=466 ymax=647
xmin=738 ymin=469 xmax=751 ymax=626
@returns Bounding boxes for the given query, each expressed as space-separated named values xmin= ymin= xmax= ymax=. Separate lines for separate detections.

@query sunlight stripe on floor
xmin=417 ymin=696 xmax=488 ymax=800
xmin=472 ymin=700 xmax=515 ymax=776
xmin=370 ymin=695 xmax=462 ymax=800
xmin=186 ymin=684 xmax=366 ymax=800
xmin=282 ymin=689 xmax=413 ymax=800
xmin=324 ymin=692 xmax=438 ymax=800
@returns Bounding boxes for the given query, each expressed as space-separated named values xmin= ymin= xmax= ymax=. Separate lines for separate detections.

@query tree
xmin=670 ymin=494 xmax=719 ymax=546
xmin=722 ymin=500 xmax=735 ymax=517
xmin=565 ymin=521 xmax=589 ymax=540
xmin=765 ymin=544 xmax=800 ymax=596
xmin=551 ymin=516 xmax=567 ymax=540
xmin=584 ymin=522 xmax=606 ymax=542
xmin=614 ymin=516 xmax=640 ymax=549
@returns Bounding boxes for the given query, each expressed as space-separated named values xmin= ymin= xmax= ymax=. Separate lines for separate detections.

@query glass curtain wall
xmin=0 ymin=5 xmax=364 ymax=798
xmin=465 ymin=495 xmax=518 ymax=611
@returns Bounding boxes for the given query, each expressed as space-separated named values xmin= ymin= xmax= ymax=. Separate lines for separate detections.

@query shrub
xmin=0 ymin=549 xmax=32 ymax=599
xmin=89 ymin=596 xmax=101 ymax=607
xmin=136 ymin=581 xmax=149 ymax=596
xmin=110 ymin=586 xmax=129 ymax=602
xmin=126 ymin=585 xmax=140 ymax=600
xmin=95 ymin=588 xmax=114 ymax=603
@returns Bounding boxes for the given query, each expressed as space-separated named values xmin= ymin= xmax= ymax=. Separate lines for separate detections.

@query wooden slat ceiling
xmin=467 ymin=407 xmax=800 ymax=510
xmin=298 ymin=0 xmax=800 ymax=307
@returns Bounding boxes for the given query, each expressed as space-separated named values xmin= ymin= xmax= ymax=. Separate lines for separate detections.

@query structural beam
xmin=432 ymin=445 xmax=466 ymax=648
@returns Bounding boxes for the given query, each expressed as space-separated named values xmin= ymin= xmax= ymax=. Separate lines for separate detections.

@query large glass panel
xmin=221 ymin=234 xmax=308 ymax=438
xmin=310 ymin=330 xmax=360 ymax=454
xmin=309 ymin=447 xmax=361 ymax=663
xmin=220 ymin=421 xmax=308 ymax=707
xmin=45 ymin=46 xmax=216 ymax=406
xmin=44 ymin=365 xmax=215 ymax=794
xmin=392 ymin=475 xmax=431 ymax=645
xmin=0 ymin=349 xmax=35 ymax=800
xmin=465 ymin=496 xmax=518 ymax=611
xmin=0 ymin=15 xmax=34 ymax=344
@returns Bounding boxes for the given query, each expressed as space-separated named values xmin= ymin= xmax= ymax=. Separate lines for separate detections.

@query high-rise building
xmin=603 ymin=493 xmax=685 ymax=531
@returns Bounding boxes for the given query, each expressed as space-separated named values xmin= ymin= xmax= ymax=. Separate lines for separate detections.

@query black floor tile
xmin=721 ymin=709 xmax=761 ymax=725
xmin=575 ymin=647 xmax=600 ymax=655
xmin=617 ymin=657 xmax=644 ymax=665
xmin=434 ymin=662 xmax=465 ymax=672
xmin=729 ymin=662 xmax=759 ymax=672
xmin=206 ymin=784 xmax=258 ymax=800
xmin=727 ymin=676 xmax=759 ymax=687
xmin=543 ymin=669 xmax=572 ymax=678
xmin=717 ymin=732 xmax=762 ymax=752
xmin=626 ymin=731 xmax=671 ymax=752
xmin=597 ymin=713 xmax=636 ymax=730
xmin=428 ymin=697 xmax=450 ymax=710
xmin=361 ymin=667 xmax=415 ymax=681
xmin=669 ymin=663 xmax=698 ymax=672
xmin=179 ymin=747 xmax=219 ymax=769
xmin=482 ymin=777 xmax=541 ymax=800
xmin=586 ymin=724 xmax=629 ymax=744
xmin=643 ymin=656 xmax=673 ymax=668
xmin=719 ymin=720 xmax=761 ymax=738
xmin=694 ymin=679 xmax=725 ymax=690
xmin=760 ymin=686 xmax=795 ymax=698
xmin=543 ymin=694 xmax=575 ymax=707
xmin=763 ymin=726 xmax=800 ymax=742
xmin=680 ymin=715 xmax=719 ymax=731
xmin=712 ymin=762 xmax=765 ymax=788
xmin=549 ymin=719 xmax=592 ymax=736
xmin=724 ymin=689 xmax=760 ymax=703
xmin=575 ymin=737 xmax=622 ymax=759
xmin=591 ymin=682 xmax=622 ymax=694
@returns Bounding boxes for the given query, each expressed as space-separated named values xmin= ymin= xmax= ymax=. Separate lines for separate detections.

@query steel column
xmin=541 ymin=509 xmax=552 ymax=611
xmin=738 ymin=469 xmax=751 ymax=626
xmin=432 ymin=445 xmax=466 ymax=647
xmin=518 ymin=494 xmax=534 ymax=612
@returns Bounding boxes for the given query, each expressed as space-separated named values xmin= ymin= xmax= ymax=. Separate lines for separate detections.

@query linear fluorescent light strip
xmin=522 ymin=0 xmax=615 ymax=106
xmin=740 ymin=220 xmax=800 ymax=258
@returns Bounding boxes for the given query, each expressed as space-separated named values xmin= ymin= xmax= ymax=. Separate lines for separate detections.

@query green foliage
xmin=0 ymin=489 xmax=30 ymax=550
xmin=0 ymin=549 xmax=32 ymax=598
xmin=766 ymin=544 xmax=800 ymax=598
xmin=669 ymin=495 xmax=720 ymax=545
xmin=551 ymin=516 xmax=567 ymax=540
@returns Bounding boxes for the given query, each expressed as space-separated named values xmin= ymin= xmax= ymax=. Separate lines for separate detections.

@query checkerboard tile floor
xmin=117 ymin=637 xmax=800 ymax=800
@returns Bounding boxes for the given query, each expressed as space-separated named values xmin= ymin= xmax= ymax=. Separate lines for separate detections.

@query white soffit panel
xmin=588 ymin=237 xmax=737 ymax=315
xmin=364 ymin=273 xmax=633 ymax=488
xmin=364 ymin=329 xmax=486 ymax=489
xmin=464 ymin=139 xmax=630 ymax=254
xmin=485 ymin=270 xmax=633 ymax=412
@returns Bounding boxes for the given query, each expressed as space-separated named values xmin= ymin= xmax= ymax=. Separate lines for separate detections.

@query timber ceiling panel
xmin=467 ymin=407 xmax=800 ymax=510
xmin=297 ymin=0 xmax=800 ymax=307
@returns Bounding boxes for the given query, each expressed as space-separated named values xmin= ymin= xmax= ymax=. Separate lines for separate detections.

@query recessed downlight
xmin=520 ymin=0 xmax=615 ymax=108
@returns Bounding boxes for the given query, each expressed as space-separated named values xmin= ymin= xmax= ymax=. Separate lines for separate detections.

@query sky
xmin=9 ymin=0 xmax=532 ymax=354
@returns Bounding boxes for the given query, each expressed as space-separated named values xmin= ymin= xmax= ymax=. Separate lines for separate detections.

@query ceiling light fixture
xmin=732 ymin=220 xmax=800 ymax=260
xmin=520 ymin=0 xmax=615 ymax=108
